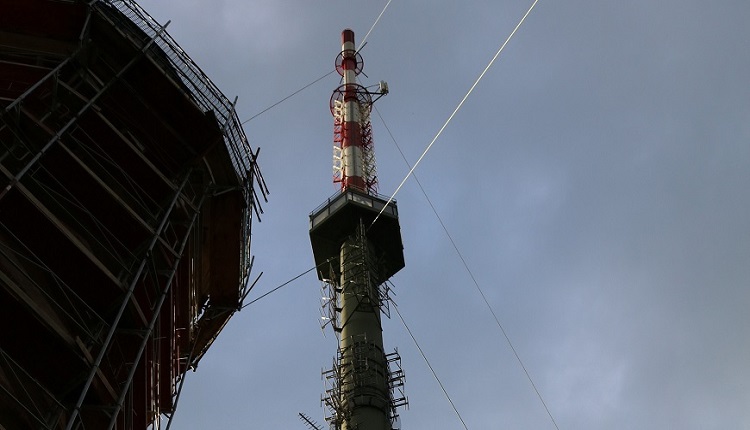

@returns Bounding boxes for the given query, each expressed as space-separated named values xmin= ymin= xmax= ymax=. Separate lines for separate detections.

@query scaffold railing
xmin=94 ymin=0 xmax=250 ymax=173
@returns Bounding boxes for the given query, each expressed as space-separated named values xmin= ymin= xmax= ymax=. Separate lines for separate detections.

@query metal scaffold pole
xmin=66 ymin=168 xmax=193 ymax=430
xmin=106 ymin=183 xmax=208 ymax=430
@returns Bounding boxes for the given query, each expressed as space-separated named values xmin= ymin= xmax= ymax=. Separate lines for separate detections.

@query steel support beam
xmin=1 ymin=49 xmax=79 ymax=116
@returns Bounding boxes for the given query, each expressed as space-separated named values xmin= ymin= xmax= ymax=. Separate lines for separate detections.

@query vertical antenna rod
xmin=310 ymin=29 xmax=406 ymax=430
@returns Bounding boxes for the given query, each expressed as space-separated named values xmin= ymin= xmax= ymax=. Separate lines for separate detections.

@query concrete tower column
xmin=339 ymin=235 xmax=390 ymax=430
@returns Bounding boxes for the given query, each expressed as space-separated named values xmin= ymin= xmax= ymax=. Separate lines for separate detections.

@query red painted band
xmin=344 ymin=176 xmax=366 ymax=190
xmin=341 ymin=120 xmax=362 ymax=148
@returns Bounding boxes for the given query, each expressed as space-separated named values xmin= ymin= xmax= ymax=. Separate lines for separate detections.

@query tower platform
xmin=309 ymin=189 xmax=405 ymax=283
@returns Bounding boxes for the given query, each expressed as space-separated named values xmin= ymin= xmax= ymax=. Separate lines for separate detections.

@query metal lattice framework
xmin=101 ymin=0 xmax=266 ymax=286
xmin=322 ymin=338 xmax=407 ymax=430
xmin=0 ymin=0 xmax=268 ymax=428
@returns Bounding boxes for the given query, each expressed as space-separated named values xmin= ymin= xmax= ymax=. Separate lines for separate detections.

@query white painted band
xmin=344 ymin=100 xmax=360 ymax=123
xmin=344 ymin=70 xmax=356 ymax=85
xmin=343 ymin=145 xmax=364 ymax=178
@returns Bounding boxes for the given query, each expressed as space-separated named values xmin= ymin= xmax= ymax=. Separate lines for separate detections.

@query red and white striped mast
xmin=339 ymin=29 xmax=365 ymax=191
xmin=331 ymin=28 xmax=387 ymax=195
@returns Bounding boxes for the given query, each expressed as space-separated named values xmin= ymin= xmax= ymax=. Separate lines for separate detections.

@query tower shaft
xmin=338 ymin=233 xmax=390 ymax=430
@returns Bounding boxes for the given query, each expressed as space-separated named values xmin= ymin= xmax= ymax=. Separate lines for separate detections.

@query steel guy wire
xmin=369 ymin=0 xmax=542 ymax=229
xmin=359 ymin=0 xmax=394 ymax=50
xmin=375 ymin=103 xmax=560 ymax=430
xmin=391 ymin=293 xmax=470 ymax=430
xmin=240 ymin=70 xmax=334 ymax=125
xmin=240 ymin=264 xmax=318 ymax=308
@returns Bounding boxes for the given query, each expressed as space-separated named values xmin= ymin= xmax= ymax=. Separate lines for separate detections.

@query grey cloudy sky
xmin=139 ymin=1 xmax=749 ymax=428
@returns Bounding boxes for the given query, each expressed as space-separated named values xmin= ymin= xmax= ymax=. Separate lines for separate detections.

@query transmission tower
xmin=309 ymin=29 xmax=407 ymax=430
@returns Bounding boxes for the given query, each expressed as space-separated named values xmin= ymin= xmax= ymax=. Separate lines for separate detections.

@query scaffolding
xmin=0 ymin=0 xmax=268 ymax=428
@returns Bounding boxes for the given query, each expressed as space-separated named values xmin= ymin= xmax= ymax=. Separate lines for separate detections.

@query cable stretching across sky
xmin=376 ymin=104 xmax=560 ymax=429
xmin=369 ymin=0 xmax=561 ymax=428
xmin=358 ymin=0 xmax=393 ymax=49
xmin=370 ymin=0 xmax=541 ymax=228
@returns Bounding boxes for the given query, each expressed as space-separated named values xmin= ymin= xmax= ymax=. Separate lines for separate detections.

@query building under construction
xmin=0 ymin=0 xmax=267 ymax=428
